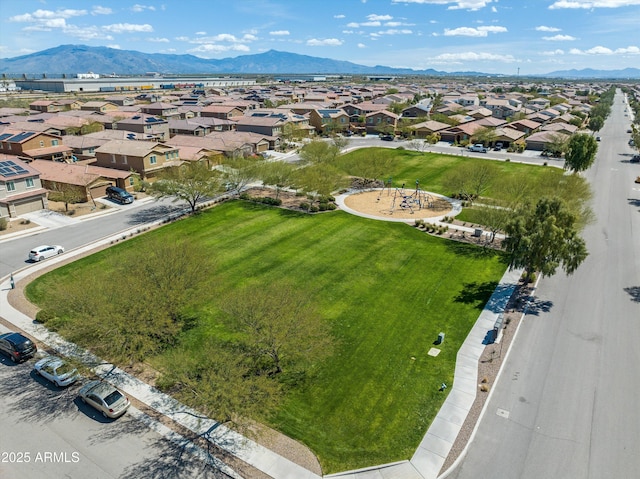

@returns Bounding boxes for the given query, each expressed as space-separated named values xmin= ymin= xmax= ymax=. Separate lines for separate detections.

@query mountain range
xmin=1 ymin=44 xmax=639 ymax=80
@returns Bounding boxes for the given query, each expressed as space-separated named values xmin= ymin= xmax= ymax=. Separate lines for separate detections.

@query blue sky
xmin=1 ymin=0 xmax=639 ymax=74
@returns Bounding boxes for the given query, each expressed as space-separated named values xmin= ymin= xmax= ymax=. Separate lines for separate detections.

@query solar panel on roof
xmin=10 ymin=132 xmax=36 ymax=142
xmin=0 ymin=133 xmax=12 ymax=141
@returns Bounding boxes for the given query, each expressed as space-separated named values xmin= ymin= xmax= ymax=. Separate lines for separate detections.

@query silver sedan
xmin=33 ymin=355 xmax=79 ymax=387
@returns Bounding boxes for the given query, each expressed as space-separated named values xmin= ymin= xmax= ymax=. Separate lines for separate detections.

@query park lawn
xmin=338 ymin=147 xmax=566 ymax=202
xmin=26 ymin=200 xmax=509 ymax=473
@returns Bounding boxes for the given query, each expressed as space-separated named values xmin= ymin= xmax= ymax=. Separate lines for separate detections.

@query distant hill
xmin=542 ymin=67 xmax=640 ymax=79
xmin=0 ymin=44 xmax=638 ymax=79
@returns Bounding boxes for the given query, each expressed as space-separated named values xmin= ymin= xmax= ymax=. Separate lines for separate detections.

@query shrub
xmin=309 ymin=205 xmax=319 ymax=213
xmin=0 ymin=217 xmax=7 ymax=231
xmin=239 ymin=193 xmax=251 ymax=200
xmin=21 ymin=219 xmax=31 ymax=225
xmin=300 ymin=202 xmax=310 ymax=210
xmin=505 ymin=158 xmax=511 ymax=162
xmin=36 ymin=309 xmax=56 ymax=324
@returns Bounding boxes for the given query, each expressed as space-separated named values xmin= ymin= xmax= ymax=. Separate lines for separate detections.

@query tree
xmin=219 ymin=155 xmax=264 ymax=196
xmin=471 ymin=126 xmax=497 ymax=146
xmin=221 ymin=283 xmax=333 ymax=377
xmin=48 ymin=182 xmax=85 ymax=212
xmin=545 ymin=133 xmax=570 ymax=157
xmin=145 ymin=161 xmax=222 ymax=213
xmin=631 ymin=125 xmax=640 ymax=155
xmin=339 ymin=149 xmax=395 ymax=186
xmin=298 ymin=139 xmax=341 ymax=166
xmin=474 ymin=199 xmax=512 ymax=244
xmin=588 ymin=115 xmax=604 ymax=135
xmin=564 ymin=133 xmax=598 ymax=172
xmin=43 ymin=237 xmax=214 ymax=365
xmin=503 ymin=197 xmax=588 ymax=281
xmin=259 ymin=161 xmax=297 ymax=200
xmin=442 ymin=161 xmax=498 ymax=205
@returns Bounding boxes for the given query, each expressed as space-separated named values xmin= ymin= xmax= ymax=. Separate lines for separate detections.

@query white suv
xmin=28 ymin=244 xmax=64 ymax=262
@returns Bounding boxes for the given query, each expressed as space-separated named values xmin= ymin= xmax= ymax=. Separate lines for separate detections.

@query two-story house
xmin=94 ymin=140 xmax=181 ymax=179
xmin=0 ymin=130 xmax=74 ymax=162
xmin=0 ymin=156 xmax=48 ymax=218
xmin=115 ymin=115 xmax=170 ymax=141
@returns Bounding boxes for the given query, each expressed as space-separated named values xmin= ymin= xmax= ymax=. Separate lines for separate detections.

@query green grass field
xmin=27 ymin=200 xmax=509 ymax=472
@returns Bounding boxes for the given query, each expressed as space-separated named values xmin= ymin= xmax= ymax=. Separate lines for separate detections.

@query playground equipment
xmin=382 ymin=180 xmax=435 ymax=214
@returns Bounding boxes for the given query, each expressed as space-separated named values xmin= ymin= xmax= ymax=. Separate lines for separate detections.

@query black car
xmin=0 ymin=332 xmax=37 ymax=363
xmin=630 ymin=155 xmax=640 ymax=163
xmin=106 ymin=186 xmax=134 ymax=204
xmin=380 ymin=134 xmax=394 ymax=141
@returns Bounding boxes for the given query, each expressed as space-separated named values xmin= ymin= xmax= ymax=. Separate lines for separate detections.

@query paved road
xmin=0 ymin=325 xmax=231 ymax=479
xmin=446 ymin=91 xmax=640 ymax=478
xmin=0 ymin=197 xmax=189 ymax=278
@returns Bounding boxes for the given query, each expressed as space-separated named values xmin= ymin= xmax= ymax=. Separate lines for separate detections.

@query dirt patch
xmin=344 ymin=189 xmax=453 ymax=220
xmin=0 ymin=218 xmax=39 ymax=237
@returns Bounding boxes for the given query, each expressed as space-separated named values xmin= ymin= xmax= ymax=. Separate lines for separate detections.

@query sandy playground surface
xmin=343 ymin=189 xmax=453 ymax=220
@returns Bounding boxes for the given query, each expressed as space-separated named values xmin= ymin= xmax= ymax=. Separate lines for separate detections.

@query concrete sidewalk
xmin=0 ymin=202 xmax=522 ymax=479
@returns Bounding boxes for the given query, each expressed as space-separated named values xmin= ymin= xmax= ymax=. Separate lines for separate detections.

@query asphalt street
xmin=446 ymin=90 xmax=640 ymax=478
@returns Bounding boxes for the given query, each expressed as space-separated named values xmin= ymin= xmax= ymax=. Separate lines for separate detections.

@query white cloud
xmin=148 ymin=37 xmax=170 ymax=43
xmin=367 ymin=14 xmax=393 ymax=21
xmin=375 ymin=29 xmax=413 ymax=35
xmin=107 ymin=44 xmax=121 ymax=49
xmin=358 ymin=43 xmax=366 ymax=48
xmin=195 ymin=31 xmax=206 ymax=35
xmin=347 ymin=20 xmax=382 ymax=27
xmin=103 ymin=23 xmax=153 ymax=33
xmin=269 ymin=30 xmax=290 ymax=36
xmin=131 ymin=4 xmax=156 ymax=12
xmin=536 ymin=25 xmax=561 ymax=32
xmin=569 ymin=45 xmax=640 ymax=54
xmin=306 ymin=38 xmax=343 ymax=46
xmin=542 ymin=49 xmax=566 ymax=55
xmin=432 ymin=51 xmax=516 ymax=63
xmin=444 ymin=25 xmax=506 ymax=36
xmin=549 ymin=0 xmax=640 ymax=9
xmin=92 ymin=6 xmax=113 ymax=15
xmin=542 ymin=34 xmax=576 ymax=41
xmin=334 ymin=14 xmax=346 ymax=18
xmin=10 ymin=8 xmax=87 ymax=22
xmin=391 ymin=0 xmax=494 ymax=11
xmin=187 ymin=44 xmax=251 ymax=55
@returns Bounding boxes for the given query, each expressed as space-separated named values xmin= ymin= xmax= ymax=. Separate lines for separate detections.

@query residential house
xmin=62 ymin=135 xmax=110 ymax=161
xmin=234 ymin=115 xmax=286 ymax=137
xmin=168 ymin=119 xmax=212 ymax=137
xmin=401 ymin=102 xmax=432 ymax=118
xmin=409 ymin=120 xmax=450 ymax=138
xmin=504 ymin=119 xmax=541 ymax=135
xmin=168 ymin=134 xmax=254 ymax=158
xmin=540 ymin=122 xmax=578 ymax=136
xmin=490 ymin=127 xmax=526 ymax=149
xmin=525 ymin=131 xmax=570 ymax=151
xmin=0 ymin=129 xmax=73 ymax=162
xmin=29 ymin=100 xmax=63 ymax=113
xmin=116 ymin=115 xmax=170 ymax=141
xmin=0 ymin=155 xmax=48 ymax=218
xmin=365 ymin=110 xmax=399 ymax=134
xmin=104 ymin=95 xmax=136 ymax=107
xmin=141 ymin=102 xmax=181 ymax=118
xmin=80 ymin=101 xmax=120 ymax=113
xmin=30 ymin=159 xmax=135 ymax=201
xmin=94 ymin=140 xmax=181 ymax=179
xmin=200 ymin=105 xmax=244 ymax=120
xmin=308 ymin=108 xmax=350 ymax=134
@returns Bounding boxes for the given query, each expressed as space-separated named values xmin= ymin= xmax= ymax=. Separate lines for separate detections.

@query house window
xmin=129 ymin=177 xmax=135 ymax=186
xmin=52 ymin=139 xmax=59 ymax=146
xmin=150 ymin=155 xmax=157 ymax=164
xmin=122 ymin=155 xmax=127 ymax=165
xmin=6 ymin=181 xmax=15 ymax=192
xmin=88 ymin=147 xmax=95 ymax=154
xmin=165 ymin=152 xmax=169 ymax=160
xmin=111 ymin=154 xmax=116 ymax=163
xmin=40 ymin=141 xmax=45 ymax=147
xmin=26 ymin=178 xmax=34 ymax=188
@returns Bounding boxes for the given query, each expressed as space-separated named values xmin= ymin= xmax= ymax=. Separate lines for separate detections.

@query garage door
xmin=90 ymin=185 xmax=109 ymax=199
xmin=14 ymin=197 xmax=45 ymax=216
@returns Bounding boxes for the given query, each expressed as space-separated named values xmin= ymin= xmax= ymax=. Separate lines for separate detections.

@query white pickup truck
xmin=468 ymin=143 xmax=488 ymax=153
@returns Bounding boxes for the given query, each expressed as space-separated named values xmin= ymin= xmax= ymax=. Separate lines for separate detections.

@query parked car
xmin=106 ymin=186 xmax=134 ymax=204
xmin=380 ymin=134 xmax=395 ymax=141
xmin=493 ymin=142 xmax=503 ymax=151
xmin=0 ymin=332 xmax=37 ymax=363
xmin=28 ymin=244 xmax=64 ymax=262
xmin=78 ymin=380 xmax=131 ymax=419
xmin=630 ymin=155 xmax=640 ymax=163
xmin=33 ymin=355 xmax=79 ymax=387
xmin=468 ymin=143 xmax=487 ymax=153
xmin=595 ymin=136 xmax=601 ymax=142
